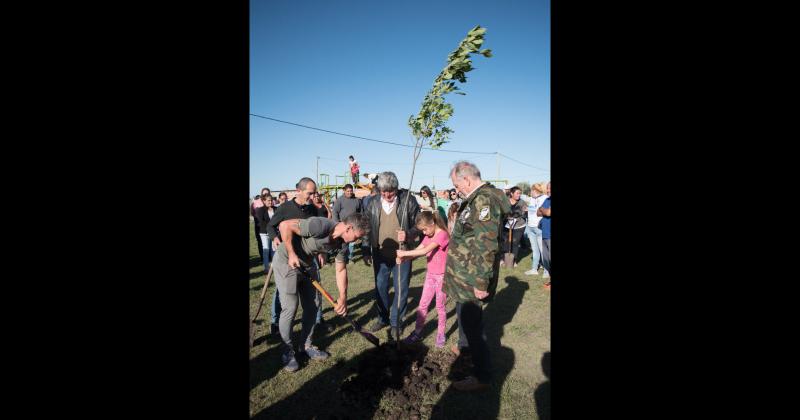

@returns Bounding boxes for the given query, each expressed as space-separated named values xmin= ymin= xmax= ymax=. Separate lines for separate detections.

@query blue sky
xmin=250 ymin=0 xmax=549 ymax=194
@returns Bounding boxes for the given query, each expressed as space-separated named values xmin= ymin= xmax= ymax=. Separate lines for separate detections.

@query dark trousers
xmin=542 ymin=238 xmax=551 ymax=276
xmin=507 ymin=228 xmax=525 ymax=263
xmin=254 ymin=223 xmax=263 ymax=260
xmin=456 ymin=300 xmax=491 ymax=384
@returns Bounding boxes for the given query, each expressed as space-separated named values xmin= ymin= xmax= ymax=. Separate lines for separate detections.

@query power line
xmin=251 ymin=113 xmax=548 ymax=170
xmin=317 ymin=157 xmax=474 ymax=166
xmin=250 ymin=113 xmax=495 ymax=155
xmin=497 ymin=152 xmax=549 ymax=171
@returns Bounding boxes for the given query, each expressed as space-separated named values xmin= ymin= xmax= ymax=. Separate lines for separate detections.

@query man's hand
xmin=317 ymin=253 xmax=325 ymax=268
xmin=363 ymin=255 xmax=372 ymax=266
xmin=334 ymin=296 xmax=348 ymax=316
xmin=397 ymin=229 xmax=406 ymax=243
xmin=287 ymin=253 xmax=301 ymax=269
xmin=473 ymin=287 xmax=489 ymax=300
xmin=272 ymin=237 xmax=281 ymax=250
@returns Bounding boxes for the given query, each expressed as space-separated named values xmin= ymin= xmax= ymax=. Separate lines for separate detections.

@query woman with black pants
xmin=502 ymin=186 xmax=528 ymax=267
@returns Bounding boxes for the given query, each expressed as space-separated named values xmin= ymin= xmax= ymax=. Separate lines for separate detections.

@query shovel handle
xmin=311 ymin=279 xmax=337 ymax=306
xmin=251 ymin=265 xmax=274 ymax=323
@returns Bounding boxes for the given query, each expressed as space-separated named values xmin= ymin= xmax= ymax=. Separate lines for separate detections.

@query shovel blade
xmin=358 ymin=330 xmax=381 ymax=348
xmin=347 ymin=316 xmax=381 ymax=347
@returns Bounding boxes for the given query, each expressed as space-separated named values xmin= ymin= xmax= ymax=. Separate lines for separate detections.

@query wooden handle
xmin=259 ymin=265 xmax=273 ymax=300
xmin=251 ymin=265 xmax=274 ymax=323
xmin=311 ymin=279 xmax=337 ymax=306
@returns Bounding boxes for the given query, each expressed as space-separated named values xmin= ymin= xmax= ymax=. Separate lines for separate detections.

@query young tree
xmin=395 ymin=25 xmax=491 ymax=345
xmin=398 ymin=25 xmax=492 ymax=225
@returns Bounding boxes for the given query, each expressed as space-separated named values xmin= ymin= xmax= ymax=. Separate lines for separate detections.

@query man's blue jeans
xmin=372 ymin=251 xmax=412 ymax=328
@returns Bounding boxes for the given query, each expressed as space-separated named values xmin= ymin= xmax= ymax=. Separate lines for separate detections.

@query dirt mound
xmin=327 ymin=342 xmax=472 ymax=420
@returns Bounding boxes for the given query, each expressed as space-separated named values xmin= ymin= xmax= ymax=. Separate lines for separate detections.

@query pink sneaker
xmin=436 ymin=333 xmax=446 ymax=348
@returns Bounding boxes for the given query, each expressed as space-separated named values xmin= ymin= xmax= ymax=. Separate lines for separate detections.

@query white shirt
xmin=521 ymin=193 xmax=547 ymax=227
xmin=381 ymin=196 xmax=396 ymax=215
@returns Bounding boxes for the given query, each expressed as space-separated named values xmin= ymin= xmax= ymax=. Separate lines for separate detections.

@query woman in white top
xmin=416 ymin=185 xmax=437 ymax=212
xmin=521 ymin=182 xmax=549 ymax=277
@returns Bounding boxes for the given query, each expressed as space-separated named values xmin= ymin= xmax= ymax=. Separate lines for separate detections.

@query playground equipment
xmin=317 ymin=171 xmax=374 ymax=203
xmin=485 ymin=179 xmax=509 ymax=188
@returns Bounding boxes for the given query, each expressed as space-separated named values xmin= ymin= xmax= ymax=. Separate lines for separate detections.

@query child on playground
xmin=396 ymin=211 xmax=450 ymax=348
xmin=348 ymin=155 xmax=360 ymax=184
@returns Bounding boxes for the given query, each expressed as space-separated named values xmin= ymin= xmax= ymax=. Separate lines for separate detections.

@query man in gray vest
xmin=362 ymin=171 xmax=421 ymax=340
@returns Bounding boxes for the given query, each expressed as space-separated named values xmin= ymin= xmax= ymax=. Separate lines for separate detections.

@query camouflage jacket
xmin=444 ymin=183 xmax=511 ymax=303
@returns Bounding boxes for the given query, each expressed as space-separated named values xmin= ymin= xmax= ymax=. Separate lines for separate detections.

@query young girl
xmin=396 ymin=212 xmax=450 ymax=347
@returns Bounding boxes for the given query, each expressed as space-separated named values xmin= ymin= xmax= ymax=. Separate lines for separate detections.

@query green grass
xmin=249 ymin=222 xmax=550 ymax=419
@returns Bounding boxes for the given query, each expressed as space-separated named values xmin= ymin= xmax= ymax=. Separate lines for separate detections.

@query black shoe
xmin=270 ymin=323 xmax=279 ymax=335
xmin=282 ymin=350 xmax=299 ymax=372
xmin=386 ymin=326 xmax=402 ymax=342
xmin=369 ymin=320 xmax=389 ymax=333
xmin=316 ymin=319 xmax=334 ymax=333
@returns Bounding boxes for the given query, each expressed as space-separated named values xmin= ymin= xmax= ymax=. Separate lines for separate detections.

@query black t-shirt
xmin=315 ymin=204 xmax=329 ymax=218
xmin=266 ymin=198 xmax=317 ymax=240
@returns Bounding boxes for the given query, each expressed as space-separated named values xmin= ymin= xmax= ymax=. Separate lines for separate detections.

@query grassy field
xmin=249 ymin=222 xmax=550 ymax=419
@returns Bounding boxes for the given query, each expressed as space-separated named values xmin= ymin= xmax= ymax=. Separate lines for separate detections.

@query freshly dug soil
xmin=328 ymin=342 xmax=473 ymax=420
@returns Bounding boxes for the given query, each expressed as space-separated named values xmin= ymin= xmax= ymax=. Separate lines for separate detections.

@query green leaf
xmin=469 ymin=26 xmax=486 ymax=36
xmin=480 ymin=49 xmax=492 ymax=58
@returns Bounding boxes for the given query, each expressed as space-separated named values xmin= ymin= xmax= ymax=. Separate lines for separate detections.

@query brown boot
xmin=452 ymin=376 xmax=489 ymax=392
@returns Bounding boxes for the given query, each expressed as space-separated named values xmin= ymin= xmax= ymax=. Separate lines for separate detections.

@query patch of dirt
xmin=325 ymin=343 xmax=474 ymax=420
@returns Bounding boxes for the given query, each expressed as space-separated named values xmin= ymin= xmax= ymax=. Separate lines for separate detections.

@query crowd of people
xmin=250 ymin=160 xmax=552 ymax=391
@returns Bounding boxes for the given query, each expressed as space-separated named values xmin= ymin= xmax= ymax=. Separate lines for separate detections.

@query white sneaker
xmin=524 ymin=269 xmax=538 ymax=276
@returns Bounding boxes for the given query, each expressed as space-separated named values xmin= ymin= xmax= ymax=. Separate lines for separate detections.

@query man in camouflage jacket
xmin=445 ymin=161 xmax=511 ymax=392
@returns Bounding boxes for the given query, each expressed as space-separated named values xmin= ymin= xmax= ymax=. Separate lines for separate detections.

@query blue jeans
xmin=260 ymin=233 xmax=282 ymax=325
xmin=259 ymin=234 xmax=274 ymax=272
xmin=313 ymin=259 xmax=324 ymax=323
xmin=372 ymin=251 xmax=412 ymax=328
xmin=525 ymin=225 xmax=547 ymax=274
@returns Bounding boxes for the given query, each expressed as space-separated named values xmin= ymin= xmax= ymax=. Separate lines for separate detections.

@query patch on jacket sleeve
xmin=460 ymin=206 xmax=471 ymax=223
xmin=478 ymin=206 xmax=491 ymax=221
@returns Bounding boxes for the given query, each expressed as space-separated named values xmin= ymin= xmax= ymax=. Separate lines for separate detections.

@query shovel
xmin=249 ymin=264 xmax=274 ymax=349
xmin=299 ymin=265 xmax=381 ymax=348
xmin=504 ymin=218 xmax=517 ymax=267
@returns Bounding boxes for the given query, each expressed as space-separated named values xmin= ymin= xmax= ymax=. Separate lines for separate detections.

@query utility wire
xmin=252 ymin=113 xmax=548 ymax=170
xmin=497 ymin=152 xmax=549 ymax=171
xmin=250 ymin=113 xmax=494 ymax=155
